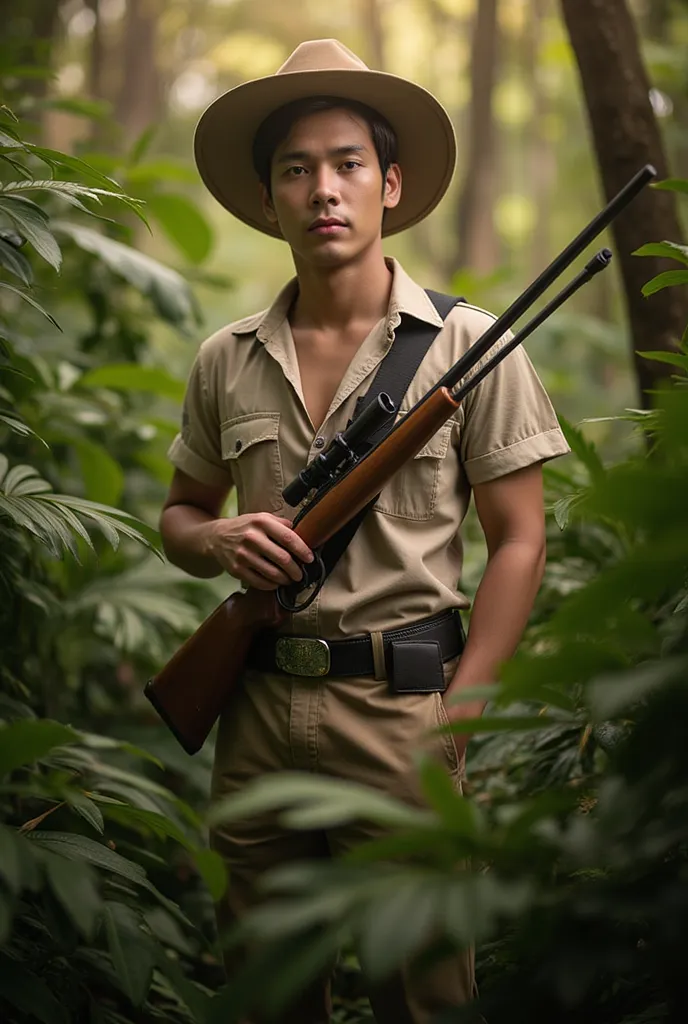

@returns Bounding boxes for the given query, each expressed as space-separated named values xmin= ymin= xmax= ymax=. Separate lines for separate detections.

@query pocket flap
xmin=221 ymin=413 xmax=280 ymax=461
xmin=414 ymin=420 xmax=453 ymax=460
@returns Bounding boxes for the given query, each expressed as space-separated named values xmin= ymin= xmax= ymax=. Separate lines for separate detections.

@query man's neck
xmin=290 ymin=247 xmax=393 ymax=332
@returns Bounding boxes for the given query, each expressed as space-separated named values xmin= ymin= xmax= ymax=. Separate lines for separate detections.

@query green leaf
xmin=23 ymin=145 xmax=123 ymax=191
xmin=557 ymin=414 xmax=605 ymax=483
xmin=588 ymin=656 xmax=688 ymax=719
xmin=27 ymin=831 xmax=149 ymax=886
xmin=53 ymin=221 xmax=200 ymax=326
xmin=417 ymin=758 xmax=476 ymax=835
xmin=79 ymin=362 xmax=186 ymax=401
xmin=66 ymin=791 xmax=105 ymax=834
xmin=0 ymin=281 xmax=61 ymax=328
xmin=641 ymin=269 xmax=688 ymax=297
xmin=0 ymin=235 xmax=33 ymax=284
xmin=45 ymin=852 xmax=102 ymax=938
xmin=636 ymin=349 xmax=688 ymax=371
xmin=72 ymin=437 xmax=124 ymax=506
xmin=0 ymin=411 xmax=47 ymax=443
xmin=0 ymin=719 xmax=80 ymax=777
xmin=126 ymin=158 xmax=198 ymax=185
xmin=0 ymin=954 xmax=68 ymax=1024
xmin=633 ymin=241 xmax=688 ymax=266
xmin=192 ymin=847 xmax=227 ymax=901
xmin=147 ymin=193 xmax=214 ymax=264
xmin=358 ymin=876 xmax=446 ymax=978
xmin=653 ymin=178 xmax=688 ymax=195
xmin=0 ymin=195 xmax=62 ymax=270
xmin=208 ymin=773 xmax=432 ymax=831
xmin=102 ymin=901 xmax=156 ymax=1007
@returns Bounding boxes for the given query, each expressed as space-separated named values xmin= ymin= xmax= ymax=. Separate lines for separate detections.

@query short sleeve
xmin=167 ymin=354 xmax=233 ymax=488
xmin=458 ymin=330 xmax=570 ymax=485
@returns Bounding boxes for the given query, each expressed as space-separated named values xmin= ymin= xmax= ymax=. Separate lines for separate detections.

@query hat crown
xmin=277 ymin=39 xmax=370 ymax=76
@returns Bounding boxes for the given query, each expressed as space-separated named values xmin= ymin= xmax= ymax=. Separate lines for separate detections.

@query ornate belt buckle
xmin=275 ymin=637 xmax=331 ymax=677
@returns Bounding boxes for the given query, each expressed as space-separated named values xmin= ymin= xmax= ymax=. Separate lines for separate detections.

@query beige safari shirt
xmin=168 ymin=259 xmax=569 ymax=640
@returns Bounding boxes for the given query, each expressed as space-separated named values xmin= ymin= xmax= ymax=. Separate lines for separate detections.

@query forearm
xmin=160 ymin=503 xmax=224 ymax=579
xmin=446 ymin=539 xmax=545 ymax=712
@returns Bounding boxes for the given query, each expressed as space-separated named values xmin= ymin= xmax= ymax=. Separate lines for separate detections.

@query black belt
xmin=246 ymin=609 xmax=465 ymax=679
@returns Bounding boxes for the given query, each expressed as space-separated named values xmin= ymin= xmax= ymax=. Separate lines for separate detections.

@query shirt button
xmin=314 ymin=436 xmax=325 ymax=450
xmin=235 ymin=439 xmax=242 ymax=452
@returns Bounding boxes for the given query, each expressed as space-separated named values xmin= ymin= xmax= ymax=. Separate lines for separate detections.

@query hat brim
xmin=193 ymin=69 xmax=456 ymax=239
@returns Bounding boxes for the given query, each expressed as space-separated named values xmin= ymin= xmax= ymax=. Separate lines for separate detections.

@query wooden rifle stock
xmin=145 ymin=388 xmax=459 ymax=754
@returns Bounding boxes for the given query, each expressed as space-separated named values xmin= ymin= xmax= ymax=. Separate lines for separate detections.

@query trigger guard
xmin=276 ymin=551 xmax=326 ymax=613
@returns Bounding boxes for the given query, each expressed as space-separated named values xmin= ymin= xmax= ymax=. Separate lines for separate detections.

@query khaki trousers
xmin=210 ymin=656 xmax=475 ymax=1024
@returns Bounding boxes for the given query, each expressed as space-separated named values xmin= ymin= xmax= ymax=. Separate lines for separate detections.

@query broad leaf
xmin=79 ymin=362 xmax=186 ymax=401
xmin=146 ymin=192 xmax=214 ymax=264
xmin=66 ymin=791 xmax=105 ymax=834
xmin=637 ymin=348 xmax=688 ymax=372
xmin=0 ymin=719 xmax=80 ymax=777
xmin=641 ymin=269 xmax=688 ymax=297
xmin=27 ymin=831 xmax=149 ymax=886
xmin=45 ymin=852 xmax=102 ymax=938
xmin=0 ymin=235 xmax=33 ymax=283
xmin=102 ymin=901 xmax=157 ymax=1006
xmin=208 ymin=772 xmax=432 ymax=831
xmin=653 ymin=178 xmax=688 ymax=195
xmin=633 ymin=241 xmax=688 ymax=266
xmin=0 ymin=281 xmax=61 ymax=328
xmin=53 ymin=221 xmax=200 ymax=326
xmin=0 ymin=195 xmax=62 ymax=270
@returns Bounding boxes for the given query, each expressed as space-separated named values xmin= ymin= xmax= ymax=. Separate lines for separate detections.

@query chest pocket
xmin=221 ymin=413 xmax=284 ymax=514
xmin=374 ymin=420 xmax=454 ymax=521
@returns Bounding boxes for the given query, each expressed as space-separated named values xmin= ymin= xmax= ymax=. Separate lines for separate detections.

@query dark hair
xmin=252 ymin=96 xmax=398 ymax=196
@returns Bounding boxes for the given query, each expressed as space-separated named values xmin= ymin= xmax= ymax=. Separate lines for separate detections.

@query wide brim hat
xmin=193 ymin=38 xmax=457 ymax=239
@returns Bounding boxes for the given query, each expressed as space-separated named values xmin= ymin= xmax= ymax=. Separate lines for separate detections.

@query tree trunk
xmin=524 ymin=0 xmax=555 ymax=279
xmin=560 ymin=0 xmax=688 ymax=406
xmin=114 ymin=0 xmax=164 ymax=149
xmin=455 ymin=0 xmax=500 ymax=274
xmin=2 ymin=0 xmax=63 ymax=99
xmin=361 ymin=0 xmax=386 ymax=71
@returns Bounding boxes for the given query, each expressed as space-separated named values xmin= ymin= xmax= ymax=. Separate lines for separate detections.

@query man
xmin=160 ymin=38 xmax=569 ymax=1024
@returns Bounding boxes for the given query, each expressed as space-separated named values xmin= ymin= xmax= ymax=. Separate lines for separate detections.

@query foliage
xmin=0 ymin=100 xmax=229 ymax=1022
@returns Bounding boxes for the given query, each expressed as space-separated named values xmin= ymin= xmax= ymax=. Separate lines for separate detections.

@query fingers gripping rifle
xmin=145 ymin=165 xmax=656 ymax=755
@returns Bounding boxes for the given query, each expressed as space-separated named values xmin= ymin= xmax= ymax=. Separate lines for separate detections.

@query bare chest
xmin=291 ymin=325 xmax=378 ymax=430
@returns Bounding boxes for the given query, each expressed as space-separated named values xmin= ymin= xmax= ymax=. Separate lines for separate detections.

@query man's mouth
xmin=309 ymin=218 xmax=348 ymax=234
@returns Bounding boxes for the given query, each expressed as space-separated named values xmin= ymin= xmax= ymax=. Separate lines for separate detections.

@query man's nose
xmin=309 ymin=167 xmax=340 ymax=207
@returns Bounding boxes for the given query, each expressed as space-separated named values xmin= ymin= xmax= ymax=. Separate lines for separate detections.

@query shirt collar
xmin=231 ymin=258 xmax=444 ymax=342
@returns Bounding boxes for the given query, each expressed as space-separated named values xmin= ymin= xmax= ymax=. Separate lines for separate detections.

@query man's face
xmin=260 ymin=107 xmax=401 ymax=267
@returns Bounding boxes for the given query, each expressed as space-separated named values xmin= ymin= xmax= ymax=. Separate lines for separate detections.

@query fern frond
xmin=0 ymin=462 xmax=161 ymax=560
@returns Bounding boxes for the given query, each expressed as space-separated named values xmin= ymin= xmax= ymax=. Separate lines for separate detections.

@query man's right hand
xmin=205 ymin=512 xmax=315 ymax=591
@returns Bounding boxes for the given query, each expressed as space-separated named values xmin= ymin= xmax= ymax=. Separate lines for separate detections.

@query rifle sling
xmin=315 ymin=290 xmax=462 ymax=584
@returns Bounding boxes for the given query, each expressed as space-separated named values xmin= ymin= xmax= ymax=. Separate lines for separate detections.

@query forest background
xmin=2 ymin=1 xmax=688 ymax=1023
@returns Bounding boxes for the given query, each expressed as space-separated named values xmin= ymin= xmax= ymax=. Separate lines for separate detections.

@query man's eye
xmin=286 ymin=166 xmax=307 ymax=176
xmin=341 ymin=161 xmax=360 ymax=171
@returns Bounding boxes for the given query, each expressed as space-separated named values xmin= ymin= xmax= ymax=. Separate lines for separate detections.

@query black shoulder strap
xmin=352 ymin=290 xmax=463 ymax=451
xmin=315 ymin=290 xmax=463 ymax=584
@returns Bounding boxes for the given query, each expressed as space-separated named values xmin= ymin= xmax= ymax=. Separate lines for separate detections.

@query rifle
xmin=145 ymin=164 xmax=656 ymax=754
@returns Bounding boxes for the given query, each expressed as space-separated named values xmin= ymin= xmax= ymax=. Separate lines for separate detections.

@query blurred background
xmin=6 ymin=0 xmax=688 ymax=436
xmin=3 ymin=5 xmax=688 ymax=1023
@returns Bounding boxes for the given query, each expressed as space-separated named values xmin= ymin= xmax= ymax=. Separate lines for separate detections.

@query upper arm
xmin=473 ymin=464 xmax=546 ymax=556
xmin=162 ymin=468 xmax=231 ymax=520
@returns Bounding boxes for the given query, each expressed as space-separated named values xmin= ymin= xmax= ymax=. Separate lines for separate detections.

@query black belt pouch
xmin=388 ymin=640 xmax=446 ymax=694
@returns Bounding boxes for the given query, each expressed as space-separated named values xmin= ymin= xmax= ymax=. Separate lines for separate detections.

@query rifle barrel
xmin=430 ymin=164 xmax=654 ymax=401
xmin=451 ymin=247 xmax=613 ymax=403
